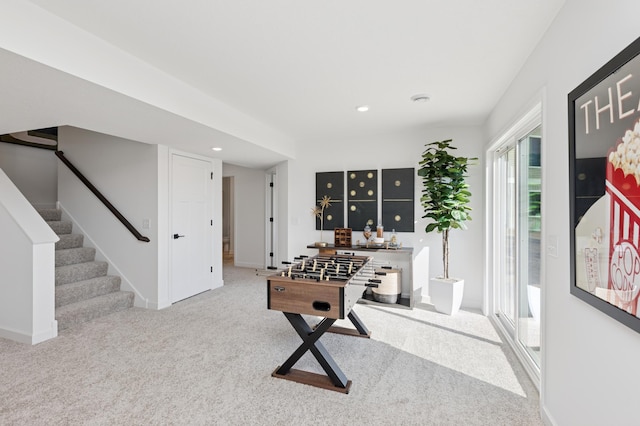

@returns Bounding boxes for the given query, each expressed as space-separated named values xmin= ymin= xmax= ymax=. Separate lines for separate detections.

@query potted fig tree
xmin=417 ymin=139 xmax=476 ymax=315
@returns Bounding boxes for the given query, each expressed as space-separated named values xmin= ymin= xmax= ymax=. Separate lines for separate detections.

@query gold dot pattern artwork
xmin=382 ymin=168 xmax=415 ymax=232
xmin=315 ymin=171 xmax=345 ymax=230
xmin=347 ymin=169 xmax=377 ymax=231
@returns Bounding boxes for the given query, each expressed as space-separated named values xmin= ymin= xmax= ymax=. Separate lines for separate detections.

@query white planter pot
xmin=430 ymin=277 xmax=464 ymax=315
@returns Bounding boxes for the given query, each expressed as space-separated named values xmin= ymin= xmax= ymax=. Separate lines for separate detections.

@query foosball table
xmin=267 ymin=253 xmax=379 ymax=393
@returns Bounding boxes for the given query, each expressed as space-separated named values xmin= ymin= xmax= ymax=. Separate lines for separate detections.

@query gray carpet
xmin=0 ymin=265 xmax=542 ymax=425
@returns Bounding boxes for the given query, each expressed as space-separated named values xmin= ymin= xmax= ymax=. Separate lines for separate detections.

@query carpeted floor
xmin=0 ymin=265 xmax=543 ymax=425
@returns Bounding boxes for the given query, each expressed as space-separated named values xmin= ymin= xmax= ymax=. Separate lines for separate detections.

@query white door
xmin=171 ymin=153 xmax=213 ymax=303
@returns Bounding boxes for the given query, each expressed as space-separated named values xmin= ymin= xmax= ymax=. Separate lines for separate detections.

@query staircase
xmin=38 ymin=208 xmax=135 ymax=330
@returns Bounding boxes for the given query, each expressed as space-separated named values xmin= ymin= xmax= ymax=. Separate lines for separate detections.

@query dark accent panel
xmin=316 ymin=172 xmax=344 ymax=230
xmin=382 ymin=201 xmax=414 ymax=232
xmin=347 ymin=170 xmax=377 ymax=231
xmin=348 ymin=201 xmax=377 ymax=232
xmin=382 ymin=168 xmax=414 ymax=232
xmin=321 ymin=203 xmax=343 ymax=230
xmin=574 ymin=157 xmax=606 ymax=226
xmin=575 ymin=157 xmax=606 ymax=196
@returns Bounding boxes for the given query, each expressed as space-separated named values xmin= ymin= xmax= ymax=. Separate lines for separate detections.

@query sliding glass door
xmin=493 ymin=124 xmax=542 ymax=378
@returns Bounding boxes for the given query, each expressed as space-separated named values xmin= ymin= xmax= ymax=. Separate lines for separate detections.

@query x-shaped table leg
xmin=273 ymin=312 xmax=350 ymax=392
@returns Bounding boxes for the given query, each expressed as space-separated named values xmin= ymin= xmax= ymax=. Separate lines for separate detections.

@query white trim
xmin=0 ymin=321 xmax=58 ymax=345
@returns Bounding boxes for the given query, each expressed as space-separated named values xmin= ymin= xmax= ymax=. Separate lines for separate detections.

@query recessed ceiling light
xmin=211 ymin=147 xmax=222 ymax=151
xmin=356 ymin=105 xmax=369 ymax=112
xmin=410 ymin=94 xmax=430 ymax=103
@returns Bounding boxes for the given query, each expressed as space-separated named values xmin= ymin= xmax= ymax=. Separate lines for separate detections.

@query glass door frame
xmin=486 ymin=103 xmax=543 ymax=389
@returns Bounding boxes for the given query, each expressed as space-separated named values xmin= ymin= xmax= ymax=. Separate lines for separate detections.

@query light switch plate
xmin=547 ymin=234 xmax=558 ymax=258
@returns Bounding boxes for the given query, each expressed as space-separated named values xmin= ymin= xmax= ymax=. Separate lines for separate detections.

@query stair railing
xmin=55 ymin=151 xmax=150 ymax=242
xmin=0 ymin=134 xmax=57 ymax=150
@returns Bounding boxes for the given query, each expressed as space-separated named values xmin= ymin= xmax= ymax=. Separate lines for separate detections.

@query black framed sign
xmin=569 ymin=36 xmax=640 ymax=333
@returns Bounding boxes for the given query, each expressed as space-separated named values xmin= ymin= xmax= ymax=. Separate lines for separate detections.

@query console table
xmin=306 ymin=244 xmax=422 ymax=308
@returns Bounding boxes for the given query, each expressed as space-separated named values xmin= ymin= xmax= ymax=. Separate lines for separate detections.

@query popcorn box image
xmin=605 ymin=121 xmax=640 ymax=316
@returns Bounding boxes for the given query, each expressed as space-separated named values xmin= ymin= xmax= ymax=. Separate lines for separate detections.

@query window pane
xmin=518 ymin=129 xmax=541 ymax=367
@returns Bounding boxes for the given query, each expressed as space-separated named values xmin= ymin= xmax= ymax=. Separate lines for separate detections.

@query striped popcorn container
xmin=605 ymin=158 xmax=640 ymax=316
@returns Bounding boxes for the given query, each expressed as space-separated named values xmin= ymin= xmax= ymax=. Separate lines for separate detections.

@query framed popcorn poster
xmin=569 ymin=36 xmax=640 ymax=333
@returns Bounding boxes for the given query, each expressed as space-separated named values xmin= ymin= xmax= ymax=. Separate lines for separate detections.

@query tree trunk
xmin=442 ymin=229 xmax=449 ymax=279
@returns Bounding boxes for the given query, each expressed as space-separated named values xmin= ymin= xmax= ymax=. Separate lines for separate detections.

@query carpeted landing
xmin=0 ymin=265 xmax=543 ymax=425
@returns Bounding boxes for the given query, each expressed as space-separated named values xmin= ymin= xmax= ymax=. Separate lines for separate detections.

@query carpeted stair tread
xmin=37 ymin=208 xmax=62 ymax=221
xmin=56 ymin=276 xmax=122 ymax=307
xmin=55 ymin=234 xmax=84 ymax=250
xmin=56 ymin=261 xmax=108 ymax=286
xmin=36 ymin=205 xmax=135 ymax=331
xmin=55 ymin=247 xmax=97 ymax=267
xmin=56 ymin=291 xmax=134 ymax=330
xmin=47 ymin=220 xmax=73 ymax=235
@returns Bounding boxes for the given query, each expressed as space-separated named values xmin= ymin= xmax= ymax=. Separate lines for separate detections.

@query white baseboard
xmin=0 ymin=320 xmax=57 ymax=345
xmin=234 ymin=261 xmax=265 ymax=269
xmin=32 ymin=321 xmax=58 ymax=344
xmin=540 ymin=401 xmax=556 ymax=425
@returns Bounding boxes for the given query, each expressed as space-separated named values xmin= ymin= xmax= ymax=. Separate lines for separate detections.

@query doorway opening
xmin=223 ymin=176 xmax=234 ymax=265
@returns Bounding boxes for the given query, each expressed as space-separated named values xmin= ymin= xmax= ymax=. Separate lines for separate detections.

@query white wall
xmin=223 ymin=163 xmax=268 ymax=269
xmin=286 ymin=127 xmax=484 ymax=309
xmin=0 ymin=142 xmax=57 ymax=208
xmin=484 ymin=1 xmax=640 ymax=424
xmin=0 ymin=168 xmax=58 ymax=344
xmin=58 ymin=126 xmax=160 ymax=308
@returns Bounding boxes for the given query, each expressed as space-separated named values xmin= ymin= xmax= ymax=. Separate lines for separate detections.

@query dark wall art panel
xmin=347 ymin=169 xmax=377 ymax=232
xmin=382 ymin=168 xmax=415 ymax=232
xmin=315 ymin=171 xmax=344 ymax=230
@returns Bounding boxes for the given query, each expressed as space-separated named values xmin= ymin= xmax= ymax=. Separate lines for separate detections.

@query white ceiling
xmin=5 ymin=1 xmax=565 ymax=168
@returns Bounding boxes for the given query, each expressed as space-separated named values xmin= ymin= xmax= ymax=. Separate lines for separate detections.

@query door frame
xmin=265 ymin=168 xmax=278 ymax=270
xmin=485 ymin=99 xmax=545 ymax=390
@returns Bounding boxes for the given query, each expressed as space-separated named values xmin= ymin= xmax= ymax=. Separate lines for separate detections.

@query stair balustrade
xmin=55 ymin=151 xmax=150 ymax=242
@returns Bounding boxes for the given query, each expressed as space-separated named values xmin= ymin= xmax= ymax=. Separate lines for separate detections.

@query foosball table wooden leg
xmin=324 ymin=310 xmax=372 ymax=338
xmin=272 ymin=312 xmax=352 ymax=393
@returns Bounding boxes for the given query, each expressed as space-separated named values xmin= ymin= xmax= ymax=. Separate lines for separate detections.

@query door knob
xmin=173 ymin=233 xmax=185 ymax=239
